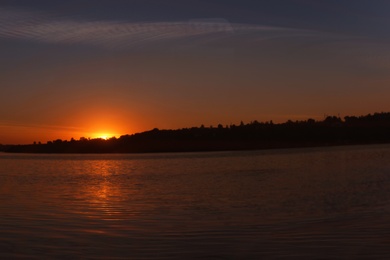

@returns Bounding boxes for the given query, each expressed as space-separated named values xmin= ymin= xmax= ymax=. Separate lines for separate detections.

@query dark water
xmin=1 ymin=144 xmax=390 ymax=259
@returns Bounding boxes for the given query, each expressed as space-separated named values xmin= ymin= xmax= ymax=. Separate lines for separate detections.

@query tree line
xmin=2 ymin=112 xmax=390 ymax=153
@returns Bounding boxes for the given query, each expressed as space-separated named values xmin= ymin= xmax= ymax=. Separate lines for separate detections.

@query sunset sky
xmin=1 ymin=0 xmax=390 ymax=144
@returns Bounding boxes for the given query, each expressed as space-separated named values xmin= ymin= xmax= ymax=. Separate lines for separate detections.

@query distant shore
xmin=1 ymin=112 xmax=390 ymax=154
xmin=2 ymin=141 xmax=390 ymax=155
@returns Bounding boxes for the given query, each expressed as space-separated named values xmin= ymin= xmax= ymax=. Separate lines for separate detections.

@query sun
xmin=92 ymin=133 xmax=113 ymax=140
xmin=89 ymin=128 xmax=119 ymax=140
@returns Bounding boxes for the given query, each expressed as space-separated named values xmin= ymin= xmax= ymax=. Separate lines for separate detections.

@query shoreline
xmin=2 ymin=141 xmax=390 ymax=155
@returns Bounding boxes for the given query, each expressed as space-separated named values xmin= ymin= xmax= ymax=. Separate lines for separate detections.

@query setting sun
xmin=91 ymin=133 xmax=116 ymax=140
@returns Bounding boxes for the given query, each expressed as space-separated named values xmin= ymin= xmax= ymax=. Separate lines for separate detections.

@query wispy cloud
xmin=0 ymin=120 xmax=82 ymax=132
xmin=0 ymin=7 xmax=319 ymax=49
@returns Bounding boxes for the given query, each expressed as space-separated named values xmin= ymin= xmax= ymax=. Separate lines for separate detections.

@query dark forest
xmin=1 ymin=112 xmax=390 ymax=153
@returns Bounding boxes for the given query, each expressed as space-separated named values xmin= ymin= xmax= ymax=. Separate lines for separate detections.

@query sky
xmin=1 ymin=0 xmax=390 ymax=144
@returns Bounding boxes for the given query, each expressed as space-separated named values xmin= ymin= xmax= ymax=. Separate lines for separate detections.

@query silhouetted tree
xmin=4 ymin=112 xmax=390 ymax=153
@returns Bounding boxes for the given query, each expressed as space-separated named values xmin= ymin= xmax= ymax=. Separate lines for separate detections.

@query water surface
xmin=1 ymin=145 xmax=390 ymax=258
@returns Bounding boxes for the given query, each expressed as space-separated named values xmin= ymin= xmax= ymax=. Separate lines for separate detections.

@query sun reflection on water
xmin=77 ymin=159 xmax=131 ymax=219
xmin=63 ymin=157 xmax=159 ymax=234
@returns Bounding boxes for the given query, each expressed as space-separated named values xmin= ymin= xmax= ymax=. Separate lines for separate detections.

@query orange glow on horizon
xmin=91 ymin=133 xmax=115 ymax=140
xmin=69 ymin=111 xmax=138 ymax=142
